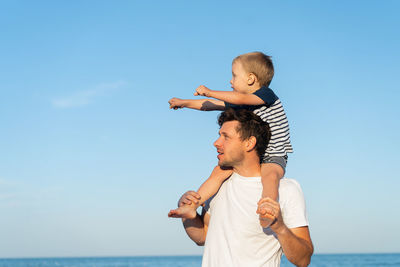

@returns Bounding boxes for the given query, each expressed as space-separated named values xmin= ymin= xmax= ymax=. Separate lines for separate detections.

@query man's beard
xmin=218 ymin=161 xmax=232 ymax=168
xmin=218 ymin=153 xmax=244 ymax=168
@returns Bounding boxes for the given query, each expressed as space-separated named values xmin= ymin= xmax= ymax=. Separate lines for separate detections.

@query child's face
xmin=230 ymin=60 xmax=250 ymax=93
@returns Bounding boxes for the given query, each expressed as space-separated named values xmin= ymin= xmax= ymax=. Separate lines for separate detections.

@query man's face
xmin=230 ymin=61 xmax=250 ymax=93
xmin=214 ymin=120 xmax=246 ymax=168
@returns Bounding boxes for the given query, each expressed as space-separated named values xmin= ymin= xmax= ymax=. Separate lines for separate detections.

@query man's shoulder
xmin=278 ymin=178 xmax=305 ymax=200
xmin=280 ymin=178 xmax=301 ymax=188
xmin=278 ymin=178 xmax=309 ymax=228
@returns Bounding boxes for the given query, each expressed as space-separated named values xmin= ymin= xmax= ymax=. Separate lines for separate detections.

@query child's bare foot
xmin=168 ymin=204 xmax=197 ymax=219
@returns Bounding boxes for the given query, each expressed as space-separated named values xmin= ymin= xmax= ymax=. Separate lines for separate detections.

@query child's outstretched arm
xmin=195 ymin=85 xmax=265 ymax=106
xmin=169 ymin=97 xmax=225 ymax=111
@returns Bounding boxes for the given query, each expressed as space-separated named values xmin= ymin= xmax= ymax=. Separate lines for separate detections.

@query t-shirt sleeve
xmin=203 ymin=194 xmax=216 ymax=215
xmin=253 ymin=87 xmax=279 ymax=107
xmin=224 ymin=101 xmax=244 ymax=110
xmin=203 ymin=199 xmax=211 ymax=214
xmin=279 ymin=179 xmax=309 ymax=229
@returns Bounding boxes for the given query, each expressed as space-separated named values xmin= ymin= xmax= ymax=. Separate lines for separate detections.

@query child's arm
xmin=195 ymin=85 xmax=265 ymax=106
xmin=169 ymin=97 xmax=225 ymax=111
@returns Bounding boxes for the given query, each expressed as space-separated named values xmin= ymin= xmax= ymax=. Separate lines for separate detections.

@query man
xmin=176 ymin=109 xmax=313 ymax=266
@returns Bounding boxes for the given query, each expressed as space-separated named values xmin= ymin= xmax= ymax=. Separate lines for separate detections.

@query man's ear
xmin=247 ymin=73 xmax=257 ymax=86
xmin=245 ymin=136 xmax=257 ymax=152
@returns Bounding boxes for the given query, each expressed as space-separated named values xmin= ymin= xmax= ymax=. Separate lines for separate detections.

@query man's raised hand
xmin=257 ymin=197 xmax=284 ymax=231
xmin=178 ymin=191 xmax=201 ymax=207
xmin=168 ymin=191 xmax=201 ymax=219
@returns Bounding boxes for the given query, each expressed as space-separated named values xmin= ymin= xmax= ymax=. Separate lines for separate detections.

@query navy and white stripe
xmin=253 ymin=99 xmax=293 ymax=157
xmin=225 ymin=87 xmax=293 ymax=157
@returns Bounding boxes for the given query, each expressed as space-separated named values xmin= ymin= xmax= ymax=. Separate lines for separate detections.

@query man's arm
xmin=169 ymin=97 xmax=225 ymax=111
xmin=195 ymin=85 xmax=264 ymax=106
xmin=172 ymin=191 xmax=210 ymax=246
xmin=182 ymin=208 xmax=210 ymax=246
xmin=258 ymin=198 xmax=313 ymax=267
xmin=276 ymin=226 xmax=313 ymax=267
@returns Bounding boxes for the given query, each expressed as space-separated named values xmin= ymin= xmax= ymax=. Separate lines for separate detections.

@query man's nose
xmin=214 ymin=136 xmax=222 ymax=148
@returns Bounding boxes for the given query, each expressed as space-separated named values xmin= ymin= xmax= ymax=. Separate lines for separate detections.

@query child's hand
xmin=169 ymin=97 xmax=185 ymax=110
xmin=194 ymin=85 xmax=211 ymax=97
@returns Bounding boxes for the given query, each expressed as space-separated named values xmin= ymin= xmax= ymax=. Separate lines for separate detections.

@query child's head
xmin=230 ymin=52 xmax=274 ymax=93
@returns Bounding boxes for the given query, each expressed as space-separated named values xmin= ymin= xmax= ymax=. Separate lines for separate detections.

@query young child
xmin=168 ymin=52 xmax=293 ymax=228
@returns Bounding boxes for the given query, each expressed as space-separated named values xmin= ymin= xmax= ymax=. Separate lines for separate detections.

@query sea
xmin=0 ymin=254 xmax=399 ymax=267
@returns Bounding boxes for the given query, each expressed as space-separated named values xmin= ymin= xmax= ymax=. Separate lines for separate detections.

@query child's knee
xmin=261 ymin=156 xmax=287 ymax=177
xmin=261 ymin=162 xmax=284 ymax=179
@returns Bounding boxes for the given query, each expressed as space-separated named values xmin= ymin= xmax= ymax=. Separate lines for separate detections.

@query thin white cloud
xmin=51 ymin=81 xmax=127 ymax=109
xmin=0 ymin=193 xmax=16 ymax=201
xmin=0 ymin=177 xmax=63 ymax=208
xmin=0 ymin=178 xmax=21 ymax=187
xmin=0 ymin=178 xmax=24 ymax=206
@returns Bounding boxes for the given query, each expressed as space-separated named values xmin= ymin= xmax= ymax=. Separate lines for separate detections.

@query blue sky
xmin=1 ymin=0 xmax=399 ymax=258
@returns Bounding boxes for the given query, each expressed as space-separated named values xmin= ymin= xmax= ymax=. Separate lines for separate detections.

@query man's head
xmin=230 ymin=52 xmax=274 ymax=92
xmin=214 ymin=109 xmax=270 ymax=168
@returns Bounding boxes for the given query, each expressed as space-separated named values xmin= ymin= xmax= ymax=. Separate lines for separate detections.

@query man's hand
xmin=256 ymin=197 xmax=285 ymax=233
xmin=169 ymin=97 xmax=185 ymax=110
xmin=177 ymin=191 xmax=201 ymax=207
xmin=194 ymin=85 xmax=212 ymax=97
xmin=258 ymin=197 xmax=313 ymax=267
xmin=168 ymin=191 xmax=201 ymax=219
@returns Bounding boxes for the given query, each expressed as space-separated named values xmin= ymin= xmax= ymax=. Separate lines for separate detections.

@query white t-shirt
xmin=202 ymin=172 xmax=309 ymax=267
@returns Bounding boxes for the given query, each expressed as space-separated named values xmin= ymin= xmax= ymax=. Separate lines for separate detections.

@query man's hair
xmin=233 ymin=52 xmax=274 ymax=87
xmin=218 ymin=108 xmax=270 ymax=159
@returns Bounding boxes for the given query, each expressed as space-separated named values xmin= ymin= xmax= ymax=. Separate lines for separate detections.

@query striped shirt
xmin=225 ymin=87 xmax=293 ymax=157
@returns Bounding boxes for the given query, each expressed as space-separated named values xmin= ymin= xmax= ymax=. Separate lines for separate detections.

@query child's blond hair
xmin=233 ymin=52 xmax=274 ymax=87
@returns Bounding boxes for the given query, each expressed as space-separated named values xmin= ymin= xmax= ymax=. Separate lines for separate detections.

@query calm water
xmin=0 ymin=254 xmax=399 ymax=266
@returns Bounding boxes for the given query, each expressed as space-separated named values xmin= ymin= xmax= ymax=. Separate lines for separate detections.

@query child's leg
xmin=197 ymin=165 xmax=233 ymax=204
xmin=260 ymin=163 xmax=284 ymax=200
xmin=258 ymin=157 xmax=286 ymax=228
xmin=168 ymin=166 xmax=232 ymax=219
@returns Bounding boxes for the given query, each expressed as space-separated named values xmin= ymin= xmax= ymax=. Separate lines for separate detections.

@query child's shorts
xmin=261 ymin=155 xmax=288 ymax=172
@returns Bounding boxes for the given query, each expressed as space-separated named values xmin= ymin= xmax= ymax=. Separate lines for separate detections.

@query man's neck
xmin=232 ymin=155 xmax=261 ymax=177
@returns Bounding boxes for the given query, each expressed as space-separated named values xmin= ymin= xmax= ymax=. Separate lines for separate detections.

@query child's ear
xmin=247 ymin=73 xmax=257 ymax=86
